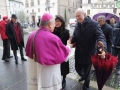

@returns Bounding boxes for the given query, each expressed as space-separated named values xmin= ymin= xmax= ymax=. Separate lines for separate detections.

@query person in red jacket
xmin=0 ymin=16 xmax=13 ymax=62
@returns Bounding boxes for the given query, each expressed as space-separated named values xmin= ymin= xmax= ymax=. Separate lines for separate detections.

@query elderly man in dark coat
xmin=97 ymin=16 xmax=113 ymax=53
xmin=112 ymin=22 xmax=120 ymax=75
xmin=6 ymin=14 xmax=27 ymax=64
xmin=71 ymin=8 xmax=106 ymax=90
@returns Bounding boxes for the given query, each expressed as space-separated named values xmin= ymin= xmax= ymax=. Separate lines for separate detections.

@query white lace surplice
xmin=27 ymin=58 xmax=62 ymax=90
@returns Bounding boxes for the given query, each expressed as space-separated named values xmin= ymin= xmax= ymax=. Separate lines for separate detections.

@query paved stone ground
xmin=0 ymin=46 xmax=96 ymax=90
xmin=67 ymin=54 xmax=119 ymax=90
xmin=0 ymin=49 xmax=27 ymax=90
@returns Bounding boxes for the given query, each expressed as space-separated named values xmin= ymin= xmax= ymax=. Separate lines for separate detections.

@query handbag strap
xmin=32 ymin=28 xmax=49 ymax=61
xmin=32 ymin=30 xmax=39 ymax=61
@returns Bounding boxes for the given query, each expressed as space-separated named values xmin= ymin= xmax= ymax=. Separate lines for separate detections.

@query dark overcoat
xmin=53 ymin=29 xmax=70 ymax=76
xmin=6 ymin=21 xmax=24 ymax=50
xmin=72 ymin=16 xmax=107 ymax=64
xmin=101 ymin=23 xmax=113 ymax=53
xmin=113 ymin=22 xmax=120 ymax=48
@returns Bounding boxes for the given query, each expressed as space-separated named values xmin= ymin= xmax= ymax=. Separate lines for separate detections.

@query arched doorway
xmin=32 ymin=15 xmax=35 ymax=23
xmin=32 ymin=15 xmax=35 ymax=27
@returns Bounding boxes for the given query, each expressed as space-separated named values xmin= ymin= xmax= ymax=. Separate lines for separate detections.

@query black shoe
xmin=21 ymin=57 xmax=27 ymax=61
xmin=15 ymin=60 xmax=18 ymax=64
xmin=78 ymin=77 xmax=84 ymax=82
xmin=4 ymin=59 xmax=9 ymax=62
xmin=62 ymin=81 xmax=66 ymax=89
xmin=8 ymin=56 xmax=13 ymax=58
xmin=82 ymin=86 xmax=90 ymax=90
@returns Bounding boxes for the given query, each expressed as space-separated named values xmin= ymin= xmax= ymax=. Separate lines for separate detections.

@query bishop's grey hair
xmin=40 ymin=17 xmax=54 ymax=26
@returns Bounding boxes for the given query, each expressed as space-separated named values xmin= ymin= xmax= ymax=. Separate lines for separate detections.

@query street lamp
xmin=68 ymin=8 xmax=73 ymax=18
xmin=45 ymin=0 xmax=55 ymax=13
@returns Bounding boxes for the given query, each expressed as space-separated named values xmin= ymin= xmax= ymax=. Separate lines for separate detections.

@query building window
xmin=68 ymin=8 xmax=72 ymax=13
xmin=31 ymin=2 xmax=34 ymax=6
xmin=45 ymin=8 xmax=47 ymax=11
xmin=25 ymin=3 xmax=29 ymax=7
xmin=38 ymin=8 xmax=40 ymax=12
xmin=46 ymin=0 xmax=48 ymax=3
xmin=87 ymin=10 xmax=90 ymax=15
xmin=113 ymin=8 xmax=117 ymax=14
xmin=27 ymin=10 xmax=29 ymax=13
xmin=74 ymin=2 xmax=76 ymax=8
xmin=88 ymin=0 xmax=91 ymax=4
xmin=32 ymin=9 xmax=34 ymax=13
xmin=38 ymin=0 xmax=40 ymax=5
xmin=0 ymin=15 xmax=1 ymax=19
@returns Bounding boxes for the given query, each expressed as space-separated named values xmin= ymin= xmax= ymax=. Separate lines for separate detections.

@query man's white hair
xmin=75 ymin=8 xmax=86 ymax=14
xmin=97 ymin=16 xmax=106 ymax=21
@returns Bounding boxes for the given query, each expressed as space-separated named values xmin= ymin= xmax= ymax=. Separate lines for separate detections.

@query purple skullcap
xmin=41 ymin=13 xmax=53 ymax=22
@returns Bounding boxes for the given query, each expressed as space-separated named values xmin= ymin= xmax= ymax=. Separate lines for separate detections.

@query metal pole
xmin=48 ymin=0 xmax=50 ymax=13
xmin=46 ymin=0 xmax=53 ymax=14
xmin=49 ymin=6 xmax=50 ymax=13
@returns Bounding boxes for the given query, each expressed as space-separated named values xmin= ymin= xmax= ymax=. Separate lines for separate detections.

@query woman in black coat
xmin=53 ymin=15 xmax=70 ymax=89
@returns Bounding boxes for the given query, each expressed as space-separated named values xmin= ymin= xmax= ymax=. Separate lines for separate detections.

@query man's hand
xmin=68 ymin=36 xmax=76 ymax=48
xmin=98 ymin=50 xmax=106 ymax=58
xmin=67 ymin=38 xmax=73 ymax=48
xmin=97 ymin=41 xmax=106 ymax=58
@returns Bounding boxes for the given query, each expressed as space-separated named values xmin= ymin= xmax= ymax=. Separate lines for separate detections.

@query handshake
xmin=67 ymin=37 xmax=76 ymax=48
xmin=67 ymin=37 xmax=106 ymax=59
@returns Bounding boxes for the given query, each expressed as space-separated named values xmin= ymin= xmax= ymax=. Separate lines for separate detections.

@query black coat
xmin=53 ymin=29 xmax=70 ymax=76
xmin=101 ymin=23 xmax=113 ymax=53
xmin=112 ymin=22 xmax=120 ymax=48
xmin=6 ymin=21 xmax=24 ymax=50
xmin=72 ymin=16 xmax=107 ymax=64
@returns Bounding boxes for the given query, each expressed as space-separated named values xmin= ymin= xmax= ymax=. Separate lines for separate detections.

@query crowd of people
xmin=0 ymin=8 xmax=120 ymax=90
xmin=25 ymin=8 xmax=105 ymax=90
xmin=0 ymin=14 xmax=27 ymax=64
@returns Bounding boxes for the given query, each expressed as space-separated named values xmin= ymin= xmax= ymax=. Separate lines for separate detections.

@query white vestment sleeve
xmin=65 ymin=45 xmax=72 ymax=62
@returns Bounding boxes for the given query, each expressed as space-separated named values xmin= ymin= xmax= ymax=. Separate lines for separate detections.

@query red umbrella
xmin=91 ymin=42 xmax=118 ymax=90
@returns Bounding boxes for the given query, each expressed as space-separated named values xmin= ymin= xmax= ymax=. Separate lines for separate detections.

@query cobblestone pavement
xmin=0 ymin=46 xmax=96 ymax=90
xmin=67 ymin=54 xmax=119 ymax=90
xmin=0 ymin=47 xmax=27 ymax=90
